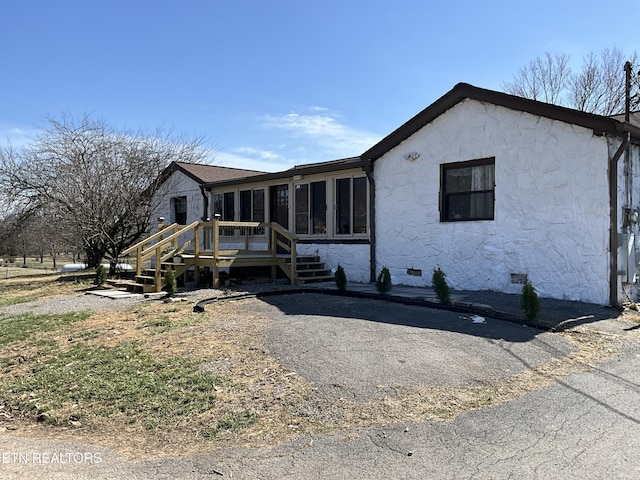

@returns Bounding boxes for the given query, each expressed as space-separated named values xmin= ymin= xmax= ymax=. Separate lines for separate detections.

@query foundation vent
xmin=510 ymin=273 xmax=528 ymax=284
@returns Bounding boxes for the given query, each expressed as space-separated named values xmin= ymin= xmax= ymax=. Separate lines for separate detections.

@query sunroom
xmin=203 ymin=156 xmax=373 ymax=282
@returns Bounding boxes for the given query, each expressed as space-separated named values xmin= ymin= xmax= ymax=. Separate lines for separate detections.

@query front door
xmin=270 ymin=184 xmax=289 ymax=229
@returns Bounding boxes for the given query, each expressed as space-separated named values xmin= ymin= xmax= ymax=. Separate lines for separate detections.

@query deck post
xmin=270 ymin=224 xmax=277 ymax=280
xmin=290 ymin=238 xmax=297 ymax=285
xmin=244 ymin=226 xmax=250 ymax=252
xmin=194 ymin=221 xmax=201 ymax=286
xmin=172 ymin=224 xmax=179 ymax=251
xmin=145 ymin=217 xmax=164 ymax=277
xmin=155 ymin=244 xmax=162 ymax=292
xmin=136 ymin=248 xmax=142 ymax=277
xmin=213 ymin=215 xmax=220 ymax=288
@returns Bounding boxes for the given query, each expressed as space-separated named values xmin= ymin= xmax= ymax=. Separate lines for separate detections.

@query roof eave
xmin=362 ymin=83 xmax=622 ymax=161
xmin=203 ymin=157 xmax=366 ymax=189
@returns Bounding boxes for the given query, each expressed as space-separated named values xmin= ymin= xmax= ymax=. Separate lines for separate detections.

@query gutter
xmin=364 ymin=159 xmax=377 ymax=282
xmin=609 ymin=131 xmax=631 ymax=308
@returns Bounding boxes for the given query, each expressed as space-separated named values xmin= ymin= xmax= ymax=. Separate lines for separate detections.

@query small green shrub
xmin=163 ymin=267 xmax=177 ymax=296
xmin=376 ymin=266 xmax=392 ymax=294
xmin=432 ymin=267 xmax=451 ymax=305
xmin=520 ymin=280 xmax=540 ymax=321
xmin=334 ymin=264 xmax=347 ymax=291
xmin=95 ymin=265 xmax=107 ymax=286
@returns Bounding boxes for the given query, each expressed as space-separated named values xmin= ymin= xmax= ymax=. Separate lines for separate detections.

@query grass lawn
xmin=0 ymin=276 xmax=311 ymax=459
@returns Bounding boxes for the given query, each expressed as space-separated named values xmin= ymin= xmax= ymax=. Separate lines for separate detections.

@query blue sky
xmin=2 ymin=0 xmax=640 ymax=172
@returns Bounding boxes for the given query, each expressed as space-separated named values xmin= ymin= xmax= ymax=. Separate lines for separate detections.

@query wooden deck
xmin=118 ymin=220 xmax=333 ymax=293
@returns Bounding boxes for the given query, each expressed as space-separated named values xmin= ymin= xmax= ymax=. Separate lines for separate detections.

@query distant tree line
xmin=0 ymin=114 xmax=207 ymax=270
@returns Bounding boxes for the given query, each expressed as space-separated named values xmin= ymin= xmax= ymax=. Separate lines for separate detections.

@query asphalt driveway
xmin=261 ymin=293 xmax=574 ymax=401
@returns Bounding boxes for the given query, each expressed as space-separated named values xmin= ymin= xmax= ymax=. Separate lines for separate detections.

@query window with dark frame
xmin=239 ymin=190 xmax=252 ymax=222
xmin=295 ymin=184 xmax=309 ymax=234
xmin=238 ymin=188 xmax=266 ymax=236
xmin=212 ymin=193 xmax=223 ymax=218
xmin=252 ymin=189 xmax=265 ymax=222
xmin=335 ymin=176 xmax=367 ymax=235
xmin=295 ymin=181 xmax=327 ymax=235
xmin=239 ymin=189 xmax=265 ymax=223
xmin=172 ymin=196 xmax=187 ymax=225
xmin=223 ymin=192 xmax=235 ymax=221
xmin=441 ymin=158 xmax=495 ymax=222
xmin=352 ymin=177 xmax=367 ymax=233
xmin=212 ymin=192 xmax=235 ymax=236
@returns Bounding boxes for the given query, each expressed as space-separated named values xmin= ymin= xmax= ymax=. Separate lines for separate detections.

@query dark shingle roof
xmin=362 ymin=83 xmax=634 ymax=161
xmin=203 ymin=156 xmax=366 ymax=188
xmin=610 ymin=111 xmax=640 ymax=128
xmin=170 ymin=162 xmax=265 ymax=184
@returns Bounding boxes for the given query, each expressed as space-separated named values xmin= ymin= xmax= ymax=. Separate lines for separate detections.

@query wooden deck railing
xmin=121 ymin=219 xmax=298 ymax=291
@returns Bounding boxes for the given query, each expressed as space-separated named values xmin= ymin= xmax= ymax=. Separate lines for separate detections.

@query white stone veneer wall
xmin=151 ymin=170 xmax=205 ymax=244
xmin=374 ymin=99 xmax=611 ymax=304
xmin=297 ymin=243 xmax=370 ymax=283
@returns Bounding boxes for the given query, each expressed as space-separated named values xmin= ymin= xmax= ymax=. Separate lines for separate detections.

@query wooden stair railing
xmin=119 ymin=220 xmax=301 ymax=292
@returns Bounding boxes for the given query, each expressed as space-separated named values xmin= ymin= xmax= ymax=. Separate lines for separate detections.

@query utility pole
xmin=625 ymin=61 xmax=633 ymax=122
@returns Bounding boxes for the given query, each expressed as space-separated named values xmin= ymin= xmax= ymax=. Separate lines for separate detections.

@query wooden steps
xmin=108 ymin=261 xmax=190 ymax=294
xmin=292 ymin=256 xmax=334 ymax=284
xmin=114 ymin=221 xmax=336 ymax=292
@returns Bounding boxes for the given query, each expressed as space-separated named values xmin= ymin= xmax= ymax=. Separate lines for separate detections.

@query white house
xmin=362 ymin=83 xmax=640 ymax=306
xmin=152 ymin=161 xmax=265 ymax=235
xmin=154 ymin=83 xmax=640 ymax=306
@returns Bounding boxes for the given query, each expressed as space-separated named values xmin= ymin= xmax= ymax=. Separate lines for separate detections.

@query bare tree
xmin=568 ymin=48 xmax=638 ymax=115
xmin=503 ymin=48 xmax=639 ymax=115
xmin=0 ymin=114 xmax=207 ymax=269
xmin=502 ymin=52 xmax=571 ymax=104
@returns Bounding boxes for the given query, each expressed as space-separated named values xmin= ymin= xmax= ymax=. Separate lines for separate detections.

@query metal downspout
xmin=200 ymin=186 xmax=210 ymax=221
xmin=364 ymin=159 xmax=376 ymax=283
xmin=609 ymin=133 xmax=630 ymax=308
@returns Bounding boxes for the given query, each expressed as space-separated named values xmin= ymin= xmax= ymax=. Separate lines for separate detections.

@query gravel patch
xmin=0 ymin=282 xmax=292 ymax=318
xmin=0 ymin=293 xmax=146 ymax=317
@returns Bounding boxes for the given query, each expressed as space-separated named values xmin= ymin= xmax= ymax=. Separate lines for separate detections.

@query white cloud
xmin=232 ymin=146 xmax=283 ymax=161
xmin=262 ymin=110 xmax=382 ymax=157
xmin=0 ymin=127 xmax=40 ymax=148
xmin=213 ymin=150 xmax=294 ymax=173
xmin=308 ymin=106 xmax=333 ymax=113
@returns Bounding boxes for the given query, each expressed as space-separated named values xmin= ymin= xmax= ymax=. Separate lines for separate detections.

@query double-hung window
xmin=335 ymin=176 xmax=367 ymax=235
xmin=295 ymin=181 xmax=327 ymax=235
xmin=441 ymin=158 xmax=495 ymax=222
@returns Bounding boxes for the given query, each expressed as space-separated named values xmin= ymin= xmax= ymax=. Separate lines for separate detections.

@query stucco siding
xmin=374 ymin=99 xmax=610 ymax=304
xmin=151 ymin=170 xmax=205 ymax=247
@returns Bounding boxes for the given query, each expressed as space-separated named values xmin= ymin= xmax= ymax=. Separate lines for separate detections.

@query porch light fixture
xmin=629 ymin=210 xmax=639 ymax=224
xmin=403 ymin=152 xmax=421 ymax=161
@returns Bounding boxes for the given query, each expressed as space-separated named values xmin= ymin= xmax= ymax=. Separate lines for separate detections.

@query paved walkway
xmin=301 ymin=282 xmax=635 ymax=334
